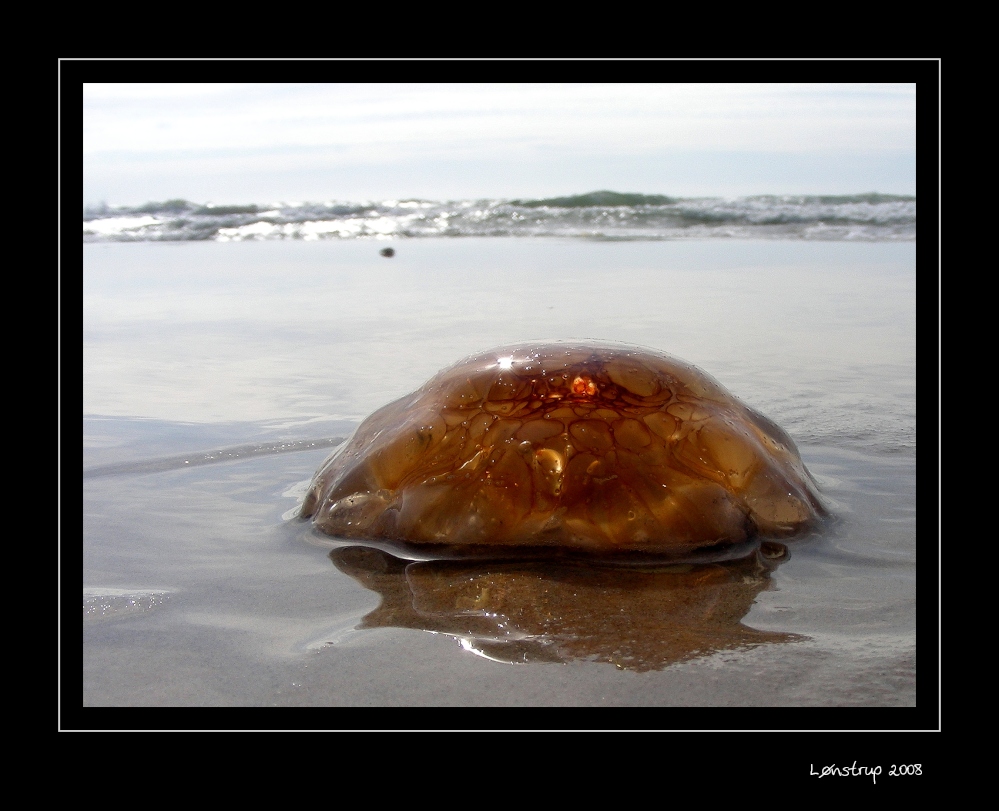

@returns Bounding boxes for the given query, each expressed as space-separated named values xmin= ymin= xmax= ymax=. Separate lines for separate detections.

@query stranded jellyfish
xmin=300 ymin=343 xmax=826 ymax=556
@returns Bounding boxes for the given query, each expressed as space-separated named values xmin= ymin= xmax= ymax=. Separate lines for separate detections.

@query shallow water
xmin=81 ymin=238 xmax=916 ymax=708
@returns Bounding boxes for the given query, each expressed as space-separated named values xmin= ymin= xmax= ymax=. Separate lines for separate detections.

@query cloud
xmin=84 ymin=82 xmax=915 ymax=156
xmin=82 ymin=83 xmax=917 ymax=202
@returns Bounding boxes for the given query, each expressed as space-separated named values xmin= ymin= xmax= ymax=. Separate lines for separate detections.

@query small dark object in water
xmin=380 ymin=248 xmax=395 ymax=258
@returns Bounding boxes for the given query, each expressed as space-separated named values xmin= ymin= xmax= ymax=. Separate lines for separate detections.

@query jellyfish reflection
xmin=328 ymin=541 xmax=803 ymax=671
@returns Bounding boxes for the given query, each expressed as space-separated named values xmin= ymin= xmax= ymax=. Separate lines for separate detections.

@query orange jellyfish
xmin=301 ymin=343 xmax=826 ymax=556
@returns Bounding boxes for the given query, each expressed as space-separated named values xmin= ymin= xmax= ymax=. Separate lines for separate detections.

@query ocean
xmin=83 ymin=191 xmax=916 ymax=243
xmin=80 ymin=202 xmax=917 ymax=712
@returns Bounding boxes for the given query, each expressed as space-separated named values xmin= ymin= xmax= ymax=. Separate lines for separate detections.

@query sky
xmin=82 ymin=83 xmax=916 ymax=206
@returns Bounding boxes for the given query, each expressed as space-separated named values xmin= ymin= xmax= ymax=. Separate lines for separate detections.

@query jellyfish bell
xmin=300 ymin=342 xmax=827 ymax=558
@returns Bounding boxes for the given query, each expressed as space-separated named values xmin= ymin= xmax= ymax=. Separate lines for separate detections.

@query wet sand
xmin=79 ymin=238 xmax=919 ymax=715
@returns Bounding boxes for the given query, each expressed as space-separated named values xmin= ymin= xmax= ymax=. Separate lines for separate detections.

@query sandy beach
xmin=81 ymin=238 xmax=918 ymax=713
